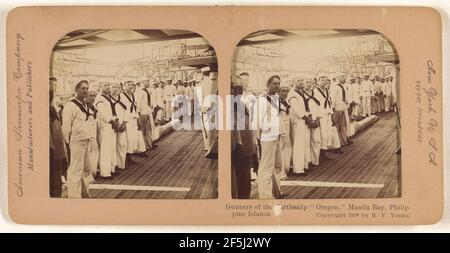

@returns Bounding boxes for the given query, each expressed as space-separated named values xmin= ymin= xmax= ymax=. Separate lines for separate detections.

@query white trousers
xmin=137 ymin=130 xmax=146 ymax=153
xmin=258 ymin=140 xmax=283 ymax=199
xmin=352 ymin=103 xmax=360 ymax=117
xmin=362 ymin=97 xmax=371 ymax=116
xmin=164 ymin=99 xmax=172 ymax=120
xmin=87 ymin=138 xmax=99 ymax=180
xmin=280 ymin=134 xmax=293 ymax=175
xmin=385 ymin=95 xmax=392 ymax=112
xmin=304 ymin=127 xmax=311 ymax=169
xmin=319 ymin=115 xmax=332 ymax=150
xmin=115 ymin=131 xmax=127 ymax=169
xmin=344 ymin=109 xmax=351 ymax=137
xmin=310 ymin=127 xmax=321 ymax=166
xmin=155 ymin=107 xmax=163 ymax=123
xmin=126 ymin=118 xmax=146 ymax=154
xmin=292 ymin=120 xmax=306 ymax=173
xmin=67 ymin=139 xmax=91 ymax=198
xmin=329 ymin=126 xmax=341 ymax=149
xmin=359 ymin=98 xmax=364 ymax=115
xmin=99 ymin=125 xmax=115 ymax=177
xmin=201 ymin=112 xmax=213 ymax=152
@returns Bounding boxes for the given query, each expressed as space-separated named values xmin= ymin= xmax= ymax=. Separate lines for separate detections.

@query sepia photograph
xmin=5 ymin=5 xmax=443 ymax=226
xmin=231 ymin=29 xmax=401 ymax=199
xmin=49 ymin=29 xmax=218 ymax=199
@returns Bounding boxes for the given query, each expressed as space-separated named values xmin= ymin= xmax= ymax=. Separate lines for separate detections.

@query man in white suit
xmin=360 ymin=74 xmax=373 ymax=117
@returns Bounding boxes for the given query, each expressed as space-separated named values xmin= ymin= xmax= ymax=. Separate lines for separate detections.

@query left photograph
xmin=49 ymin=29 xmax=218 ymax=199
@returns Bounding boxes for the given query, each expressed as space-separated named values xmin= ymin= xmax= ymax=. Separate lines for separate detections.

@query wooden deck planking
xmin=289 ymin=119 xmax=380 ymax=199
xmin=288 ymin=126 xmax=377 ymax=199
xmin=357 ymin=130 xmax=399 ymax=199
xmin=356 ymin=119 xmax=399 ymax=198
xmin=250 ymin=112 xmax=401 ymax=199
xmin=90 ymin=129 xmax=218 ymax=199
xmin=156 ymin=130 xmax=205 ymax=199
xmin=150 ymin=131 xmax=197 ymax=199
xmin=300 ymin=112 xmax=399 ymax=199
xmin=340 ymin=128 xmax=397 ymax=198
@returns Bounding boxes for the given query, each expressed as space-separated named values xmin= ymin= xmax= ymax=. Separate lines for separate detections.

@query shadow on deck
xmin=90 ymin=128 xmax=218 ymax=199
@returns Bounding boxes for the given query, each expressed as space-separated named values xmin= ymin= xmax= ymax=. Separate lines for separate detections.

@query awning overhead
xmin=53 ymin=29 xmax=203 ymax=51
xmin=238 ymin=29 xmax=379 ymax=46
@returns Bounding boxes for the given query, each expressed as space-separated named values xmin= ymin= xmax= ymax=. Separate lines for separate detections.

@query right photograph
xmin=230 ymin=29 xmax=400 ymax=199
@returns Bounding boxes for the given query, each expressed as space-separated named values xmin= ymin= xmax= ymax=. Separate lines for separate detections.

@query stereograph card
xmin=5 ymin=6 xmax=443 ymax=225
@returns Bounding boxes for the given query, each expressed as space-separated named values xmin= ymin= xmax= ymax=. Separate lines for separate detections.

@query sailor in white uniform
xmin=94 ymin=79 xmax=118 ymax=179
xmin=303 ymin=77 xmax=321 ymax=167
xmin=121 ymin=80 xmax=147 ymax=164
xmin=287 ymin=78 xmax=309 ymax=174
xmin=325 ymin=78 xmax=343 ymax=153
xmin=61 ymin=80 xmax=95 ymax=198
xmin=256 ymin=75 xmax=285 ymax=199
xmin=360 ymin=75 xmax=373 ymax=117
xmin=85 ymin=86 xmax=99 ymax=183
xmin=197 ymin=66 xmax=219 ymax=158
xmin=110 ymin=81 xmax=128 ymax=171
xmin=163 ymin=79 xmax=176 ymax=121
xmin=151 ymin=81 xmax=165 ymax=125
xmin=350 ymin=77 xmax=361 ymax=118
xmin=278 ymin=83 xmax=292 ymax=178
xmin=330 ymin=73 xmax=351 ymax=146
xmin=136 ymin=77 xmax=157 ymax=150
xmin=314 ymin=75 xmax=334 ymax=162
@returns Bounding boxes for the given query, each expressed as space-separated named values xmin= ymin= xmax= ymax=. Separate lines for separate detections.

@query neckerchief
xmin=143 ymin=88 xmax=152 ymax=107
xmin=122 ymin=92 xmax=137 ymax=113
xmin=317 ymin=87 xmax=332 ymax=109
xmin=280 ymin=99 xmax=290 ymax=114
xmin=338 ymin=83 xmax=346 ymax=102
xmin=110 ymin=95 xmax=126 ymax=117
xmin=263 ymin=94 xmax=280 ymax=115
xmin=71 ymin=98 xmax=90 ymax=121
xmin=303 ymin=89 xmax=321 ymax=112
xmin=294 ymin=90 xmax=309 ymax=112
xmin=87 ymin=104 xmax=97 ymax=119
xmin=101 ymin=94 xmax=117 ymax=117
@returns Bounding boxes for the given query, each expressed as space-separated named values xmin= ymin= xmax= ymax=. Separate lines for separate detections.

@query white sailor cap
xmin=72 ymin=78 xmax=90 ymax=90
xmin=136 ymin=76 xmax=149 ymax=84
xmin=302 ymin=73 xmax=314 ymax=81
xmin=121 ymin=77 xmax=134 ymax=84
xmin=280 ymin=81 xmax=290 ymax=89
xmin=97 ymin=77 xmax=113 ymax=84
xmin=111 ymin=77 xmax=121 ymax=84
xmin=334 ymin=72 xmax=345 ymax=78
xmin=87 ymin=82 xmax=99 ymax=93
xmin=316 ymin=73 xmax=329 ymax=80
